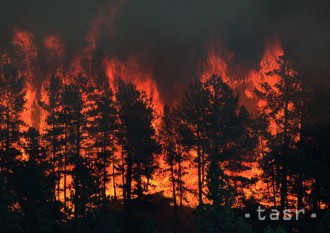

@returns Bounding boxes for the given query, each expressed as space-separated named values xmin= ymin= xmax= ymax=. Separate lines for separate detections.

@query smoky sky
xmin=1 ymin=0 xmax=330 ymax=103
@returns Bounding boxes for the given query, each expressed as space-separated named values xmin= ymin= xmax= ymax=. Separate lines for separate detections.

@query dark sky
xmin=1 ymin=0 xmax=330 ymax=103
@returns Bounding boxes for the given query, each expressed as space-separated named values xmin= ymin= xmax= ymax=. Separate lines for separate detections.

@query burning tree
xmin=60 ymin=75 xmax=100 ymax=218
xmin=0 ymin=59 xmax=26 ymax=182
xmin=255 ymin=54 xmax=301 ymax=212
xmin=39 ymin=75 xmax=63 ymax=202
xmin=204 ymin=75 xmax=258 ymax=207
xmin=12 ymin=128 xmax=60 ymax=232
xmin=178 ymin=78 xmax=210 ymax=206
xmin=86 ymin=84 xmax=118 ymax=205
xmin=116 ymin=79 xmax=160 ymax=208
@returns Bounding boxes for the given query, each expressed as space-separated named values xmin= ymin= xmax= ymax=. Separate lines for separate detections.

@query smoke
xmin=1 ymin=0 xmax=330 ymax=103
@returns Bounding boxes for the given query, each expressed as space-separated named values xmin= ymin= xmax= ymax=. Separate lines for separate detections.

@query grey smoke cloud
xmin=1 ymin=0 xmax=330 ymax=103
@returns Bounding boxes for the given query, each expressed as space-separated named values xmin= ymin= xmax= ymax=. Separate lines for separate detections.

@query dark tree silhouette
xmin=178 ymin=78 xmax=210 ymax=206
xmin=255 ymin=55 xmax=301 ymax=212
xmin=0 ymin=60 xmax=26 ymax=233
xmin=0 ymin=60 xmax=26 ymax=184
xmin=0 ymin=51 xmax=328 ymax=233
xmin=12 ymin=127 xmax=60 ymax=233
xmin=39 ymin=75 xmax=63 ymax=202
xmin=61 ymin=76 xmax=100 ymax=218
xmin=86 ymin=85 xmax=118 ymax=205
xmin=160 ymin=105 xmax=191 ymax=232
xmin=204 ymin=75 xmax=257 ymax=207
xmin=116 ymin=79 xmax=160 ymax=208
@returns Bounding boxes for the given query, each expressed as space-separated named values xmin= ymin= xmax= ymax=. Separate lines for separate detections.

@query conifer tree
xmin=255 ymin=55 xmax=301 ymax=212
xmin=178 ymin=78 xmax=210 ymax=206
xmin=160 ymin=105 xmax=189 ymax=232
xmin=39 ymin=75 xmax=63 ymax=201
xmin=204 ymin=75 xmax=255 ymax=207
xmin=61 ymin=76 xmax=100 ymax=218
xmin=12 ymin=127 xmax=60 ymax=233
xmin=86 ymin=85 xmax=118 ymax=205
xmin=116 ymin=79 xmax=160 ymax=208
xmin=0 ymin=60 xmax=26 ymax=183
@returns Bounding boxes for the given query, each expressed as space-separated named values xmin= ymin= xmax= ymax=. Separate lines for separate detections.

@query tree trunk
xmin=297 ymin=76 xmax=306 ymax=210
xmin=63 ymin=123 xmax=67 ymax=210
xmin=5 ymin=105 xmax=10 ymax=184
xmin=178 ymin=156 xmax=183 ymax=207
xmin=51 ymin=108 xmax=57 ymax=201
xmin=125 ymin=149 xmax=133 ymax=209
xmin=103 ymin=131 xmax=107 ymax=203
xmin=170 ymin=162 xmax=178 ymax=233
xmin=112 ymin=154 xmax=117 ymax=199
xmin=137 ymin=164 xmax=142 ymax=199
xmin=280 ymin=71 xmax=290 ymax=216
xmin=197 ymin=130 xmax=203 ymax=206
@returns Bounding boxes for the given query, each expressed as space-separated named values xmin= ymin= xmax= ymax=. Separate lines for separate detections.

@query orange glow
xmin=153 ymin=150 xmax=200 ymax=206
xmin=199 ymin=44 xmax=234 ymax=86
xmin=246 ymin=39 xmax=284 ymax=92
xmin=196 ymin=39 xmax=285 ymax=206
xmin=247 ymin=39 xmax=284 ymax=136
xmin=44 ymin=35 xmax=64 ymax=56
xmin=11 ymin=28 xmax=303 ymax=209
xmin=12 ymin=29 xmax=40 ymax=129
xmin=104 ymin=57 xmax=163 ymax=116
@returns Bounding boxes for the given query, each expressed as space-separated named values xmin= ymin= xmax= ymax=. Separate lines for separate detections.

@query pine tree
xmin=0 ymin=172 xmax=22 ymax=233
xmin=160 ymin=105 xmax=185 ymax=232
xmin=204 ymin=75 xmax=255 ymax=207
xmin=300 ymin=84 xmax=330 ymax=210
xmin=0 ymin=59 xmax=26 ymax=184
xmin=12 ymin=127 xmax=60 ymax=233
xmin=255 ymin=55 xmax=301 ymax=212
xmin=61 ymin=75 xmax=100 ymax=218
xmin=178 ymin=78 xmax=210 ymax=206
xmin=86 ymin=85 xmax=118 ymax=205
xmin=39 ymin=75 xmax=63 ymax=202
xmin=116 ymin=79 xmax=160 ymax=208
xmin=228 ymin=106 xmax=259 ymax=206
xmin=0 ymin=59 xmax=26 ymax=233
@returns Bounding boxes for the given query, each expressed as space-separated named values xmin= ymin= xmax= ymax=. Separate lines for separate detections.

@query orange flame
xmin=104 ymin=56 xmax=163 ymax=116
xmin=13 ymin=26 xmax=289 ymax=208
xmin=12 ymin=29 xmax=40 ymax=129
xmin=199 ymin=44 xmax=234 ymax=85
xmin=192 ymin=39 xmax=285 ymax=206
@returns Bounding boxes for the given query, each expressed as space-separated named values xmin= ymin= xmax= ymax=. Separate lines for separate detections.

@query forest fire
xmin=194 ymin=39 xmax=286 ymax=207
xmin=12 ymin=29 xmax=39 ymax=128
xmin=0 ymin=1 xmax=329 ymax=233
xmin=15 ymin=33 xmax=284 ymax=207
xmin=4 ymin=28 xmax=323 ymax=209
xmin=104 ymin=57 xmax=163 ymax=116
